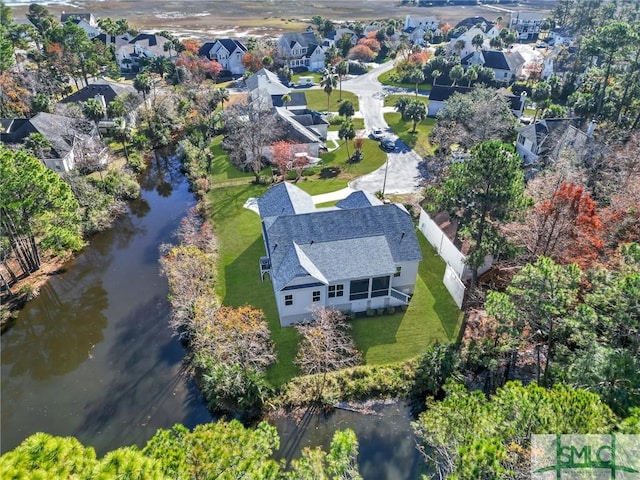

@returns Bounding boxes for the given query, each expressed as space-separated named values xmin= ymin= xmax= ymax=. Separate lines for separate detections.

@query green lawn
xmin=291 ymin=72 xmax=323 ymax=84
xmin=304 ymin=89 xmax=360 ymax=112
xmin=384 ymin=112 xmax=436 ymax=158
xmin=209 ymin=136 xmax=254 ymax=183
xmin=352 ymin=233 xmax=462 ymax=363
xmin=384 ymin=93 xmax=428 ymax=108
xmin=328 ymin=117 xmax=365 ymax=131
xmin=378 ymin=68 xmax=432 ymax=93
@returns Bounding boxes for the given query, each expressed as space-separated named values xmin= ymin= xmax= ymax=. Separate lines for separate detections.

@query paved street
xmin=341 ymin=62 xmax=427 ymax=195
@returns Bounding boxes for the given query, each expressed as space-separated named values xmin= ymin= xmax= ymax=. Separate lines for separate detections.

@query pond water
xmin=1 ymin=151 xmax=212 ymax=455
xmin=273 ymin=401 xmax=426 ymax=480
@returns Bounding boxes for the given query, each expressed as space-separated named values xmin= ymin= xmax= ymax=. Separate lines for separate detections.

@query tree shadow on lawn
xmin=351 ymin=312 xmax=404 ymax=361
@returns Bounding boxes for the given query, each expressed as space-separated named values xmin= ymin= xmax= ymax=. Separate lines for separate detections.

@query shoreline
xmin=10 ymin=0 xmax=554 ymax=40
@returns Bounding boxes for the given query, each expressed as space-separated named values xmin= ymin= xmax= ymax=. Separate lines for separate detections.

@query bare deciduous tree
xmin=222 ymin=96 xmax=281 ymax=182
xmin=295 ymin=307 xmax=362 ymax=400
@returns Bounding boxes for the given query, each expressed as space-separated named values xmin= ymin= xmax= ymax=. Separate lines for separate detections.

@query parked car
xmin=371 ymin=128 xmax=384 ymax=140
xmin=380 ymin=138 xmax=395 ymax=151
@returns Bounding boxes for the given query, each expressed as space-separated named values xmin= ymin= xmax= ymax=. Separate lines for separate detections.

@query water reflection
xmin=273 ymin=401 xmax=425 ymax=480
xmin=1 ymin=150 xmax=212 ymax=455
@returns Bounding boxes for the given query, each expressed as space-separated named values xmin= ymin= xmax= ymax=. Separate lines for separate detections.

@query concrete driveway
xmin=341 ymin=62 xmax=427 ymax=195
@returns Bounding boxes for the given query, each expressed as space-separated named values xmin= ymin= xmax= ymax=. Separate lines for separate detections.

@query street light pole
xmin=381 ymin=156 xmax=389 ymax=197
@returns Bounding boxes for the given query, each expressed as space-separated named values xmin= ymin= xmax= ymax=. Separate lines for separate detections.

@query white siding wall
xmin=391 ymin=261 xmax=419 ymax=294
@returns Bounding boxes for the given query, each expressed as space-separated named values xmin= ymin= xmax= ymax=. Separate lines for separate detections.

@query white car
xmin=371 ymin=129 xmax=384 ymax=140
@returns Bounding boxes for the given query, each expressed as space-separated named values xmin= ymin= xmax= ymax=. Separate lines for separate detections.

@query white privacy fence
xmin=418 ymin=209 xmax=493 ymax=308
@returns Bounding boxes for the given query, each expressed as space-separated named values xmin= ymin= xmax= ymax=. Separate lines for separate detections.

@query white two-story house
xmin=198 ymin=39 xmax=247 ymax=75
xmin=257 ymin=183 xmax=422 ymax=326
xmin=276 ymin=32 xmax=325 ymax=71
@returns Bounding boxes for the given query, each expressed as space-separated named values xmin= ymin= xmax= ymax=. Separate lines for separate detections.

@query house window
xmin=349 ymin=279 xmax=369 ymax=301
xmin=394 ymin=266 xmax=402 ymax=277
xmin=371 ymin=276 xmax=390 ymax=298
xmin=285 ymin=294 xmax=293 ymax=306
xmin=328 ymin=284 xmax=344 ymax=298
xmin=312 ymin=291 xmax=320 ymax=302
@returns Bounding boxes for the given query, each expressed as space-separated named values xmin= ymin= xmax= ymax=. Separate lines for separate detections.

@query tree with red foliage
xmin=271 ymin=140 xmax=294 ymax=179
xmin=348 ymin=44 xmax=376 ymax=62
xmin=270 ymin=140 xmax=308 ymax=182
xmin=175 ymin=54 xmax=221 ymax=84
xmin=242 ymin=52 xmax=263 ymax=73
xmin=181 ymin=38 xmax=200 ymax=54
xmin=507 ymin=181 xmax=603 ymax=268
xmin=357 ymin=34 xmax=381 ymax=53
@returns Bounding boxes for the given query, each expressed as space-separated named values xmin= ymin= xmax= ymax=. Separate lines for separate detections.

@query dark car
xmin=380 ymin=138 xmax=395 ymax=151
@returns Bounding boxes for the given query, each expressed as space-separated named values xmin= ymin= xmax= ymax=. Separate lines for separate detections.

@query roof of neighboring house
xmin=455 ymin=16 xmax=494 ymax=31
xmin=428 ymin=85 xmax=473 ymax=102
xmin=199 ymin=38 xmax=248 ymax=57
xmin=276 ymin=108 xmax=326 ymax=145
xmin=280 ymin=32 xmax=320 ymax=51
xmin=198 ymin=41 xmax=216 ymax=56
xmin=259 ymin=183 xmax=422 ymax=290
xmin=518 ymin=118 xmax=585 ymax=151
xmin=325 ymin=28 xmax=356 ymax=41
xmin=461 ymin=49 xmax=526 ymax=72
xmin=0 ymin=113 xmax=95 ymax=159
xmin=60 ymin=80 xmax=135 ymax=105
xmin=496 ymin=88 xmax=525 ymax=112
xmin=245 ymin=68 xmax=290 ymax=95
xmin=94 ymin=33 xmax=132 ymax=48
xmin=60 ymin=12 xmax=95 ymax=25
xmin=271 ymin=92 xmax=306 ymax=108
xmin=510 ymin=11 xmax=545 ymax=22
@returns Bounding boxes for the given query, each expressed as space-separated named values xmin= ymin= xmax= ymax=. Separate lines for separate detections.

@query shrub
xmin=385 ymin=306 xmax=396 ymax=315
xmin=376 ymin=308 xmax=385 ymax=315
xmin=127 ymin=152 xmax=145 ymax=173
xmin=366 ymin=308 xmax=375 ymax=317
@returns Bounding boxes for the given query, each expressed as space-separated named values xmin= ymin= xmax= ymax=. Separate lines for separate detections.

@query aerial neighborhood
xmin=1 ymin=0 xmax=639 ymax=477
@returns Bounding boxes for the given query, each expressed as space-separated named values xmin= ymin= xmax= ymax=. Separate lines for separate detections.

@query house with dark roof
xmin=509 ymin=11 xmax=545 ymax=41
xmin=428 ymin=85 xmax=526 ymax=118
xmin=454 ymin=16 xmax=494 ymax=32
xmin=461 ymin=49 xmax=526 ymax=84
xmin=403 ymin=15 xmax=440 ymax=46
xmin=198 ymin=39 xmax=247 ymax=75
xmin=0 ymin=113 xmax=105 ymax=173
xmin=60 ymin=12 xmax=97 ymax=26
xmin=62 ymin=15 xmax=101 ymax=39
xmin=322 ymin=28 xmax=357 ymax=49
xmin=257 ymin=183 xmax=422 ymax=325
xmin=115 ymin=33 xmax=171 ymax=72
xmin=59 ymin=80 xmax=136 ymax=109
xmin=515 ymin=118 xmax=591 ymax=168
xmin=427 ymin=85 xmax=473 ymax=117
xmin=276 ymin=32 xmax=325 ymax=71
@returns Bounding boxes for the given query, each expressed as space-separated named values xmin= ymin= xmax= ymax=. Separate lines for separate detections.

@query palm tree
xmin=394 ymin=96 xmax=410 ymax=120
xmin=489 ymin=36 xmax=503 ymax=50
xmin=320 ymin=67 xmax=338 ymax=111
xmin=281 ymin=93 xmax=291 ymax=110
xmin=465 ymin=67 xmax=478 ymax=87
xmin=431 ymin=69 xmax=442 ymax=86
xmin=335 ymin=60 xmax=348 ymax=101
xmin=338 ymin=119 xmax=355 ymax=158
xmin=472 ymin=34 xmax=484 ymax=51
xmin=407 ymin=68 xmax=425 ymax=97
xmin=214 ymin=87 xmax=230 ymax=110
xmin=113 ymin=117 xmax=133 ymax=161
xmin=405 ymin=99 xmax=427 ymax=133
xmin=338 ymin=99 xmax=355 ymax=119
xmin=454 ymin=39 xmax=466 ymax=56
xmin=449 ymin=64 xmax=464 ymax=86
xmin=82 ymin=98 xmax=105 ymax=134
xmin=133 ymin=73 xmax=152 ymax=102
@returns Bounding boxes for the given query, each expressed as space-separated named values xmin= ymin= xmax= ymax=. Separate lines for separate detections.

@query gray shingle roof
xmin=428 ymin=85 xmax=472 ymax=102
xmin=60 ymin=80 xmax=134 ymax=105
xmin=0 ymin=113 xmax=95 ymax=159
xmin=258 ymin=182 xmax=316 ymax=219
xmin=336 ymin=191 xmax=383 ymax=209
xmin=283 ymin=32 xmax=318 ymax=49
xmin=260 ymin=184 xmax=422 ymax=291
